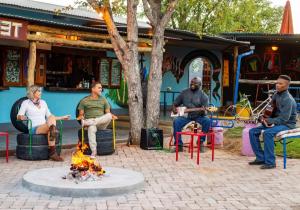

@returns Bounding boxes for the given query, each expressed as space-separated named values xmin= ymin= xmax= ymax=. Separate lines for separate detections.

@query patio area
xmin=1 ymin=145 xmax=300 ymax=210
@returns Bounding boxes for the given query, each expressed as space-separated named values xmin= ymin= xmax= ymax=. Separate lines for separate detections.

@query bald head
xmin=190 ymin=77 xmax=202 ymax=91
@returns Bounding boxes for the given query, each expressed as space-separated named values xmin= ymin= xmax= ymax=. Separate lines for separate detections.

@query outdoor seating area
xmin=1 ymin=0 xmax=300 ymax=209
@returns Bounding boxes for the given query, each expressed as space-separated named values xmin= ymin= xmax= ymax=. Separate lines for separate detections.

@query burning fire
xmin=71 ymin=144 xmax=105 ymax=175
xmin=63 ymin=144 xmax=105 ymax=182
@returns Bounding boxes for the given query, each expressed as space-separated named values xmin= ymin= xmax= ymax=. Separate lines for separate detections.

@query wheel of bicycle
xmin=223 ymin=105 xmax=235 ymax=117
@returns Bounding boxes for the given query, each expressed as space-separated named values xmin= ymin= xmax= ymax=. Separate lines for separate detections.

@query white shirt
xmin=17 ymin=99 xmax=52 ymax=128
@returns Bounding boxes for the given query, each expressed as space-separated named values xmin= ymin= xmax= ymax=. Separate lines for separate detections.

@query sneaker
xmin=248 ymin=160 xmax=265 ymax=165
xmin=170 ymin=146 xmax=183 ymax=153
xmin=260 ymin=164 xmax=276 ymax=169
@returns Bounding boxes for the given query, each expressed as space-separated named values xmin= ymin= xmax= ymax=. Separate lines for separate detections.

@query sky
xmin=34 ymin=0 xmax=300 ymax=33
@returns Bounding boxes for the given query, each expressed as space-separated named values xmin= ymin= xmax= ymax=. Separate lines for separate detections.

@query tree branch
xmin=127 ymin=0 xmax=139 ymax=44
xmin=147 ymin=0 xmax=157 ymax=11
xmin=160 ymin=0 xmax=178 ymax=28
xmin=87 ymin=0 xmax=128 ymax=63
xmin=142 ymin=0 xmax=155 ymax=25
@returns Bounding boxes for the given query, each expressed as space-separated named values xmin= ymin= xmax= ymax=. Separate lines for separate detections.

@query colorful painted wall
xmin=160 ymin=46 xmax=223 ymax=107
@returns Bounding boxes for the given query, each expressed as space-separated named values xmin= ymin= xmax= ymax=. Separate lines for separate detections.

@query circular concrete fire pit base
xmin=22 ymin=167 xmax=144 ymax=197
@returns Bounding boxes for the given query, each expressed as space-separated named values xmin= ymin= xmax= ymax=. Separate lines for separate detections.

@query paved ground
xmin=1 ymin=145 xmax=300 ymax=210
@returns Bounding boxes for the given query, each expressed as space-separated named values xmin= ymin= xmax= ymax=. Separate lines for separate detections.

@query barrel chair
xmin=10 ymin=97 xmax=62 ymax=160
xmin=76 ymin=97 xmax=115 ymax=156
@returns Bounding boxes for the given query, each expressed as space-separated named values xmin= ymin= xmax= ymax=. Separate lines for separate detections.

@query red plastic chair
xmin=175 ymin=130 xmax=215 ymax=165
xmin=0 ymin=132 xmax=9 ymax=162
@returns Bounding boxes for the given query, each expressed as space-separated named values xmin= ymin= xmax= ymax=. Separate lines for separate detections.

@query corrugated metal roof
xmin=0 ymin=11 xmax=110 ymax=32
xmin=221 ymin=33 xmax=300 ymax=41
xmin=0 ymin=0 xmax=150 ymax=28
xmin=0 ymin=0 xmax=99 ymax=19
xmin=165 ymin=29 xmax=248 ymax=45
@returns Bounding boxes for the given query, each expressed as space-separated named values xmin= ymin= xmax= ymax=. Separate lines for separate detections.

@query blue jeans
xmin=173 ymin=116 xmax=211 ymax=145
xmin=249 ymin=125 xmax=289 ymax=165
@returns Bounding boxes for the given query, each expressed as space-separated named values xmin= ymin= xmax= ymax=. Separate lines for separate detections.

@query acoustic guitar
xmin=171 ymin=106 xmax=218 ymax=118
xmin=258 ymin=101 xmax=277 ymax=127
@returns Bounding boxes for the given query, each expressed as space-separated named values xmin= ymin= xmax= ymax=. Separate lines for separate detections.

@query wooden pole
xmin=27 ymin=25 xmax=152 ymax=44
xmin=27 ymin=41 xmax=36 ymax=87
xmin=27 ymin=34 xmax=152 ymax=52
xmin=233 ymin=46 xmax=239 ymax=99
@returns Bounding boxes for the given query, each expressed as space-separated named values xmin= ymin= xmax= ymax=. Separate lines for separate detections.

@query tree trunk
xmin=126 ymin=0 xmax=144 ymax=144
xmin=87 ymin=0 xmax=143 ymax=145
xmin=124 ymin=52 xmax=143 ymax=144
xmin=27 ymin=41 xmax=36 ymax=87
xmin=146 ymin=29 xmax=165 ymax=128
xmin=142 ymin=0 xmax=178 ymax=129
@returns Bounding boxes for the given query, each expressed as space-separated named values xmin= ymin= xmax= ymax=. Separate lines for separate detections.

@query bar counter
xmin=44 ymin=87 xmax=90 ymax=92
xmin=0 ymin=87 xmax=9 ymax=91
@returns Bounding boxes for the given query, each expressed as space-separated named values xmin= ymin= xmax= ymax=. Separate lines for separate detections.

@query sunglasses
xmin=33 ymin=88 xmax=42 ymax=93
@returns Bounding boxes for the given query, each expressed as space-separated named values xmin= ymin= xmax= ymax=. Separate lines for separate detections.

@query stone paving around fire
xmin=1 ymin=145 xmax=300 ymax=210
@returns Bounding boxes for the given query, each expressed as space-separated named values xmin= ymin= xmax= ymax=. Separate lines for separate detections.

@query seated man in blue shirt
xmin=171 ymin=77 xmax=211 ymax=153
xmin=249 ymin=75 xmax=298 ymax=169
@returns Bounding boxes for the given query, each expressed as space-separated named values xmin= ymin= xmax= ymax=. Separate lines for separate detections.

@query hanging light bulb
xmin=271 ymin=46 xmax=279 ymax=51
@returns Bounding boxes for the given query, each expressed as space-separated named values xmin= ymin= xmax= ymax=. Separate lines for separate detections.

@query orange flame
xmin=71 ymin=143 xmax=105 ymax=176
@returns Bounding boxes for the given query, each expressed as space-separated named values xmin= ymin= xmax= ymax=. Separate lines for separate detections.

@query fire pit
xmin=22 ymin=145 xmax=144 ymax=197
xmin=64 ymin=144 xmax=106 ymax=183
xmin=22 ymin=166 xmax=144 ymax=197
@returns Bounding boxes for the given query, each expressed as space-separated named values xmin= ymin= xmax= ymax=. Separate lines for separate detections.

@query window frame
xmin=110 ymin=58 xmax=122 ymax=89
xmin=98 ymin=58 xmax=122 ymax=89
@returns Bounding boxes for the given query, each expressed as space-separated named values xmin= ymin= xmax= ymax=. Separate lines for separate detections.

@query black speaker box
xmin=140 ymin=128 xmax=163 ymax=150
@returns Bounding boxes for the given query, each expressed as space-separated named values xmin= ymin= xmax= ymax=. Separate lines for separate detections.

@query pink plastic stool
xmin=242 ymin=124 xmax=256 ymax=156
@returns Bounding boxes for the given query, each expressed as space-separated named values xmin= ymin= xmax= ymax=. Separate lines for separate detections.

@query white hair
xmin=27 ymin=85 xmax=41 ymax=99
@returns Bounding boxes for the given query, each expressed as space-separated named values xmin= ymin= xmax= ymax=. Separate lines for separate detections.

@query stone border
xmin=22 ymin=167 xmax=144 ymax=197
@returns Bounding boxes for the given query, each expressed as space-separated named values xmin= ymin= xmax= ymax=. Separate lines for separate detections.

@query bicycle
xmin=223 ymin=90 xmax=276 ymax=126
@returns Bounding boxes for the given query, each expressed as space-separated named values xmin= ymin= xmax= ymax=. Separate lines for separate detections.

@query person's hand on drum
xmin=61 ymin=115 xmax=71 ymax=120
xmin=56 ymin=115 xmax=71 ymax=121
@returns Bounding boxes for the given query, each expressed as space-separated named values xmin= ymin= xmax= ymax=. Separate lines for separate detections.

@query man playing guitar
xmin=249 ymin=75 xmax=298 ymax=169
xmin=171 ymin=77 xmax=211 ymax=153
